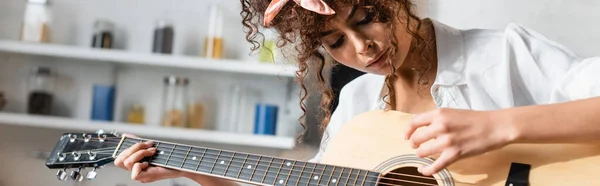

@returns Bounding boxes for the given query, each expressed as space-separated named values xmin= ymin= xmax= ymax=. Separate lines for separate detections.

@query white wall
xmin=427 ymin=0 xmax=600 ymax=57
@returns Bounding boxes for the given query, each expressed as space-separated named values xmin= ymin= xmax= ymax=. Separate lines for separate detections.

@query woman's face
xmin=320 ymin=6 xmax=412 ymax=75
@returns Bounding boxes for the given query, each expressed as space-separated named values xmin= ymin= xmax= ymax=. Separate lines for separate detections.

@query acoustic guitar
xmin=45 ymin=110 xmax=600 ymax=185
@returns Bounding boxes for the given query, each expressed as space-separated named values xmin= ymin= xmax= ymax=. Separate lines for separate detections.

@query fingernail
xmin=145 ymin=140 xmax=154 ymax=145
xmin=148 ymin=148 xmax=156 ymax=152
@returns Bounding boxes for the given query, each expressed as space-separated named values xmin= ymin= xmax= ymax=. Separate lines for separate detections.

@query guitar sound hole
xmin=378 ymin=167 xmax=438 ymax=186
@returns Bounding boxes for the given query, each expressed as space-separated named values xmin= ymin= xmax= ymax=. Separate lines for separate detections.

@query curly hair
xmin=240 ymin=0 xmax=434 ymax=145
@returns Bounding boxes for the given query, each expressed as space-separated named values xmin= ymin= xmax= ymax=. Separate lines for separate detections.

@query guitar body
xmin=320 ymin=110 xmax=600 ymax=186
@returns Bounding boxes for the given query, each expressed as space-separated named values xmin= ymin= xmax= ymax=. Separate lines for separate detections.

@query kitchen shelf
xmin=0 ymin=112 xmax=296 ymax=150
xmin=0 ymin=40 xmax=297 ymax=78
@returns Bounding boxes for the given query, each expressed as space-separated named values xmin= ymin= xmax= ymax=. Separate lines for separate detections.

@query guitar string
xmin=61 ymin=138 xmax=442 ymax=181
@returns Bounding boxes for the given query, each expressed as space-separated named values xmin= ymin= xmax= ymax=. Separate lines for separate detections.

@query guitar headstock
xmin=46 ymin=130 xmax=121 ymax=182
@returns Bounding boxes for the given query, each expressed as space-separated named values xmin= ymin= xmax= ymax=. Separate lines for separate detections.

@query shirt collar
xmin=431 ymin=19 xmax=467 ymax=86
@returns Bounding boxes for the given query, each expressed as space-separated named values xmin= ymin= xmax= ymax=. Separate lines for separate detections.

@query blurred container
xmin=21 ymin=0 xmax=51 ymax=43
xmin=27 ymin=66 xmax=55 ymax=115
xmin=254 ymin=104 xmax=278 ymax=135
xmin=219 ymin=84 xmax=263 ymax=133
xmin=203 ymin=4 xmax=223 ymax=59
xmin=161 ymin=76 xmax=188 ymax=127
xmin=91 ymin=84 xmax=115 ymax=121
xmin=0 ymin=91 xmax=6 ymax=111
xmin=187 ymin=103 xmax=205 ymax=129
xmin=153 ymin=19 xmax=175 ymax=54
xmin=91 ymin=20 xmax=115 ymax=49
xmin=127 ymin=104 xmax=145 ymax=124
xmin=258 ymin=29 xmax=276 ymax=63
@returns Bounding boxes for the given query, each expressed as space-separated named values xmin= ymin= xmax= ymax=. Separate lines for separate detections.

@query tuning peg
xmin=83 ymin=133 xmax=92 ymax=142
xmin=111 ymin=130 xmax=120 ymax=137
xmin=56 ymin=168 xmax=68 ymax=181
xmin=70 ymin=167 xmax=83 ymax=182
xmin=86 ymin=167 xmax=98 ymax=180
xmin=96 ymin=129 xmax=105 ymax=134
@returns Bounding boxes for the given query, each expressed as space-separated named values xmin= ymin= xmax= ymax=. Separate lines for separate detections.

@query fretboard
xmin=115 ymin=137 xmax=380 ymax=186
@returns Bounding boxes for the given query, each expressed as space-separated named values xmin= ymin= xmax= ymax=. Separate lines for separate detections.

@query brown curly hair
xmin=240 ymin=0 xmax=434 ymax=145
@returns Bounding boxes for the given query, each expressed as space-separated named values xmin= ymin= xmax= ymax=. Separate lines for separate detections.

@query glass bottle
xmin=27 ymin=66 xmax=55 ymax=115
xmin=153 ymin=19 xmax=175 ymax=54
xmin=91 ymin=20 xmax=115 ymax=49
xmin=21 ymin=0 xmax=51 ymax=43
xmin=161 ymin=76 xmax=188 ymax=127
xmin=203 ymin=4 xmax=223 ymax=59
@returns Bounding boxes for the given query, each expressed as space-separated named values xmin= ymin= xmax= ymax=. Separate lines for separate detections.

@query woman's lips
xmin=367 ymin=49 xmax=389 ymax=68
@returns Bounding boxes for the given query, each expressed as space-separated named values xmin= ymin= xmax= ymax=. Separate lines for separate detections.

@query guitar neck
xmin=114 ymin=137 xmax=380 ymax=186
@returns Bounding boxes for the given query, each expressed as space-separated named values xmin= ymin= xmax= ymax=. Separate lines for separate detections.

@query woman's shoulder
xmin=460 ymin=23 xmax=579 ymax=58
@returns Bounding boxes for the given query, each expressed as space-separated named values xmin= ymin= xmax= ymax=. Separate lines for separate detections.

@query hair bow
xmin=264 ymin=0 xmax=336 ymax=26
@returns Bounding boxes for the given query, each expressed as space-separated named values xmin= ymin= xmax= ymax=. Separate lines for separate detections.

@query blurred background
xmin=1 ymin=0 xmax=600 ymax=186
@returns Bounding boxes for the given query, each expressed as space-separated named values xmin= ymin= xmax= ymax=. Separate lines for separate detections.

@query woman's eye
xmin=329 ymin=36 xmax=345 ymax=49
xmin=357 ymin=12 xmax=374 ymax=26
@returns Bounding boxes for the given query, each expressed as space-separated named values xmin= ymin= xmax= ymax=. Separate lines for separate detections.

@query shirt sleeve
xmin=550 ymin=57 xmax=600 ymax=102
xmin=503 ymin=24 xmax=600 ymax=104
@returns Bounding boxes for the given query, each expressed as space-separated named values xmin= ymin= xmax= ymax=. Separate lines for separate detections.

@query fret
xmin=308 ymin=164 xmax=325 ymax=185
xmin=152 ymin=143 xmax=173 ymax=164
xmin=257 ymin=157 xmax=274 ymax=183
xmin=298 ymin=162 xmax=316 ymax=186
xmin=209 ymin=150 xmax=223 ymax=175
xmin=181 ymin=147 xmax=205 ymax=170
xmin=195 ymin=148 xmax=208 ymax=172
xmin=359 ymin=169 xmax=368 ymax=186
xmin=341 ymin=167 xmax=352 ymax=185
xmin=235 ymin=154 xmax=249 ymax=179
xmin=165 ymin=146 xmax=190 ymax=168
xmin=149 ymin=142 xmax=162 ymax=165
xmin=365 ymin=171 xmax=380 ymax=186
xmin=331 ymin=167 xmax=344 ymax=186
xmin=225 ymin=153 xmax=246 ymax=179
xmin=239 ymin=155 xmax=259 ymax=181
xmin=199 ymin=149 xmax=220 ymax=173
xmin=181 ymin=146 xmax=192 ymax=168
xmin=166 ymin=144 xmax=176 ymax=166
xmin=318 ymin=165 xmax=334 ymax=185
xmin=223 ymin=152 xmax=236 ymax=177
xmin=289 ymin=161 xmax=305 ymax=185
xmin=215 ymin=151 xmax=234 ymax=176
xmin=248 ymin=155 xmax=262 ymax=182
xmin=266 ymin=158 xmax=284 ymax=185
xmin=283 ymin=160 xmax=296 ymax=186
xmin=250 ymin=156 xmax=271 ymax=183
xmin=351 ymin=169 xmax=360 ymax=185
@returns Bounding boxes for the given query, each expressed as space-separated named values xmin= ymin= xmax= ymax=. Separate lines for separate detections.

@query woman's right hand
xmin=113 ymin=134 xmax=184 ymax=183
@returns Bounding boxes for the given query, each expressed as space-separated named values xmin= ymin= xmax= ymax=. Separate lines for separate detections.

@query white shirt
xmin=308 ymin=19 xmax=600 ymax=163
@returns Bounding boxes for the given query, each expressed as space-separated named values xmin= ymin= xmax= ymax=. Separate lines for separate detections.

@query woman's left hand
xmin=404 ymin=108 xmax=516 ymax=176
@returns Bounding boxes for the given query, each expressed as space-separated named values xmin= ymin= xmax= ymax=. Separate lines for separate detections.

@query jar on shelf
xmin=91 ymin=20 xmax=115 ymax=49
xmin=27 ymin=66 xmax=55 ymax=115
xmin=152 ymin=19 xmax=175 ymax=54
xmin=0 ymin=91 xmax=6 ymax=111
xmin=161 ymin=76 xmax=188 ymax=127
xmin=127 ymin=104 xmax=145 ymax=124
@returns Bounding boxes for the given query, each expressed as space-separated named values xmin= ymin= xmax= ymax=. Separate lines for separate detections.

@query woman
xmin=114 ymin=0 xmax=600 ymax=185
